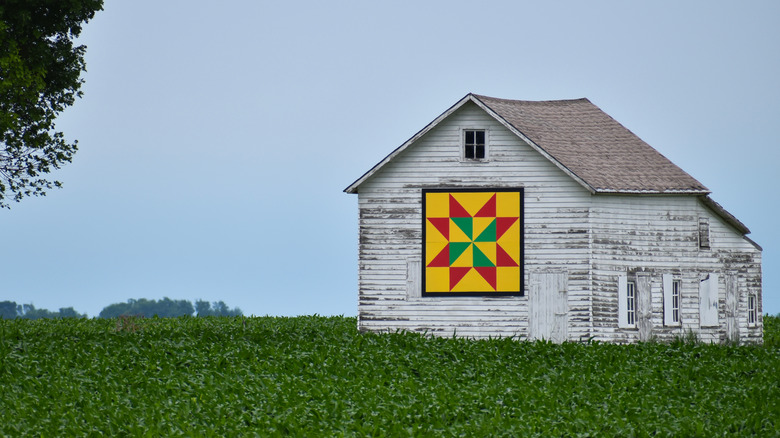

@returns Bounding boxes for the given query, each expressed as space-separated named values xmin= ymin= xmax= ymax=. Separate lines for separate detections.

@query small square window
xmin=464 ymin=129 xmax=485 ymax=160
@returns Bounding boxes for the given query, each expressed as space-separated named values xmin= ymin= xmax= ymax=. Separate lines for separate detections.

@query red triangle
xmin=496 ymin=244 xmax=519 ymax=267
xmin=496 ymin=217 xmax=519 ymax=239
xmin=449 ymin=195 xmax=471 ymax=218
xmin=427 ymin=246 xmax=450 ymax=267
xmin=449 ymin=267 xmax=471 ymax=290
xmin=427 ymin=217 xmax=449 ymax=240
xmin=475 ymin=267 xmax=497 ymax=289
xmin=475 ymin=194 xmax=496 ymax=217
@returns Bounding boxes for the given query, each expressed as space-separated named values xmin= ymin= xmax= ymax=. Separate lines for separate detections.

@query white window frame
xmin=626 ymin=281 xmax=636 ymax=326
xmin=618 ymin=274 xmax=637 ymax=329
xmin=747 ymin=294 xmax=757 ymax=327
xmin=663 ymin=274 xmax=682 ymax=326
xmin=672 ymin=280 xmax=681 ymax=324
xmin=461 ymin=128 xmax=488 ymax=161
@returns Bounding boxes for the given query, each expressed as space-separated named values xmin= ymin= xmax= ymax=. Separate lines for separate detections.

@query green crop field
xmin=1 ymin=315 xmax=778 ymax=437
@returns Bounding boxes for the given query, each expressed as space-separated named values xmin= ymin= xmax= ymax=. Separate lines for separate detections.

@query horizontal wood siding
xmin=353 ymin=101 xmax=761 ymax=344
xmin=357 ymin=101 xmax=593 ymax=340
xmin=590 ymin=195 xmax=762 ymax=344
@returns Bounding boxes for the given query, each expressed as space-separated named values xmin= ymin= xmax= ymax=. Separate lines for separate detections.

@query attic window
xmin=464 ymin=130 xmax=485 ymax=160
xmin=698 ymin=218 xmax=710 ymax=249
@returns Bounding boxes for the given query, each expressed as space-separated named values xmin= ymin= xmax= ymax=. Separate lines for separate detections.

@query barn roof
xmin=471 ymin=94 xmax=709 ymax=194
xmin=344 ymin=93 xmax=753 ymax=238
xmin=345 ymin=93 xmax=709 ymax=195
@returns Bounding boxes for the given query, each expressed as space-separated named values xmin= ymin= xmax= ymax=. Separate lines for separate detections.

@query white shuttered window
xmin=663 ymin=274 xmax=681 ymax=326
xmin=618 ymin=275 xmax=636 ymax=329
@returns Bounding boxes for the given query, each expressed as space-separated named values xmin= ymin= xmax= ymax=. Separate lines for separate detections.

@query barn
xmin=344 ymin=93 xmax=762 ymax=344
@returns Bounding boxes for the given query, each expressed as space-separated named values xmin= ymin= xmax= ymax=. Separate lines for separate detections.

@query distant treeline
xmin=0 ymin=302 xmax=86 ymax=320
xmin=0 ymin=298 xmax=242 ymax=319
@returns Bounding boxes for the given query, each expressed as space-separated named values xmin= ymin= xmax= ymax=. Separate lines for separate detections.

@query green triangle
xmin=451 ymin=217 xmax=473 ymax=241
xmin=473 ymin=245 xmax=495 ymax=267
xmin=449 ymin=242 xmax=471 ymax=265
xmin=475 ymin=219 xmax=497 ymax=242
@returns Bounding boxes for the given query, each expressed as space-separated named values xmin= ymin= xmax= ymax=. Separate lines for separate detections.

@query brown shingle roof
xmin=472 ymin=94 xmax=709 ymax=194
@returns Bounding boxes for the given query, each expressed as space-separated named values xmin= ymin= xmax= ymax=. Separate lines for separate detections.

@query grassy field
xmin=1 ymin=315 xmax=778 ymax=437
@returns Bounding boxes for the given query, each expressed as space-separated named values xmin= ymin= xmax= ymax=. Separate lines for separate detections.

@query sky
xmin=2 ymin=1 xmax=779 ymax=317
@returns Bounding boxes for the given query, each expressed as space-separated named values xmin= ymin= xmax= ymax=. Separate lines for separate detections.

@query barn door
xmin=529 ymin=271 xmax=568 ymax=343
xmin=636 ymin=274 xmax=653 ymax=342
xmin=725 ymin=274 xmax=739 ymax=343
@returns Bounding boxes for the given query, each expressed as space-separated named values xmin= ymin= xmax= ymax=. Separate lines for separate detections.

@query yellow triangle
xmin=497 ymin=221 xmax=521 ymax=262
xmin=425 ymin=240 xmax=448 ymax=265
xmin=426 ymin=220 xmax=449 ymax=244
xmin=474 ymin=242 xmax=497 ymax=265
xmin=452 ymin=192 xmax=494 ymax=217
xmin=450 ymin=244 xmax=473 ymax=267
xmin=473 ymin=217 xmax=495 ymax=239
xmin=449 ymin=219 xmax=471 ymax=243
xmin=451 ymin=268 xmax=493 ymax=292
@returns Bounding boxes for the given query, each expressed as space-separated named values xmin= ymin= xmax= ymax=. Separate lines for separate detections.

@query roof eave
xmin=595 ymin=189 xmax=712 ymax=195
xmin=699 ymin=195 xmax=756 ymax=242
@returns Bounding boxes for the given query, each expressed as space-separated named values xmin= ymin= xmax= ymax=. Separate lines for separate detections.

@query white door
xmin=636 ymin=274 xmax=653 ymax=342
xmin=529 ymin=271 xmax=568 ymax=342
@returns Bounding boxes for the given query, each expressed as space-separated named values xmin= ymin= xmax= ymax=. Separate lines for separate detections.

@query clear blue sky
xmin=2 ymin=1 xmax=778 ymax=317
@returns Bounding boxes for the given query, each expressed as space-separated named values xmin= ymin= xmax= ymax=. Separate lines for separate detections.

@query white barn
xmin=344 ymin=94 xmax=762 ymax=344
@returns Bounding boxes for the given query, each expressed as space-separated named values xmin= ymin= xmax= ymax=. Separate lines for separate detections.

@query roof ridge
xmin=471 ymin=93 xmax=590 ymax=105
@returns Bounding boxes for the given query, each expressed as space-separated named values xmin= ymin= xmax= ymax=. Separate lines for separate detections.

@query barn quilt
xmin=422 ymin=189 xmax=523 ymax=296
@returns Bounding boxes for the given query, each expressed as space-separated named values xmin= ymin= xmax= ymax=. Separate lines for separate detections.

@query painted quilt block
xmin=422 ymin=189 xmax=523 ymax=296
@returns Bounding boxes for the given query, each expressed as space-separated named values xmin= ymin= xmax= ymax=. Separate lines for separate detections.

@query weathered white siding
xmin=357 ymin=101 xmax=593 ymax=339
xmin=353 ymin=100 xmax=762 ymax=344
xmin=589 ymin=195 xmax=762 ymax=344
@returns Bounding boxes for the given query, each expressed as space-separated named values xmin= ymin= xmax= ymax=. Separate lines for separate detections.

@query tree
xmin=0 ymin=300 xmax=16 ymax=319
xmin=98 ymin=298 xmax=195 ymax=318
xmin=0 ymin=0 xmax=103 ymax=208
xmin=98 ymin=301 xmax=132 ymax=319
xmin=195 ymin=299 xmax=211 ymax=317
xmin=57 ymin=307 xmax=86 ymax=318
xmin=195 ymin=300 xmax=242 ymax=317
xmin=0 ymin=301 xmax=86 ymax=319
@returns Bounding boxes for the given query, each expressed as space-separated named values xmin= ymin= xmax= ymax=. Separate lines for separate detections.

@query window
xmin=672 ymin=280 xmax=681 ymax=324
xmin=698 ymin=218 xmax=710 ymax=249
xmin=464 ymin=129 xmax=485 ymax=160
xmin=748 ymin=294 xmax=757 ymax=326
xmin=626 ymin=281 xmax=636 ymax=326
xmin=618 ymin=275 xmax=637 ymax=329
xmin=663 ymin=274 xmax=681 ymax=326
